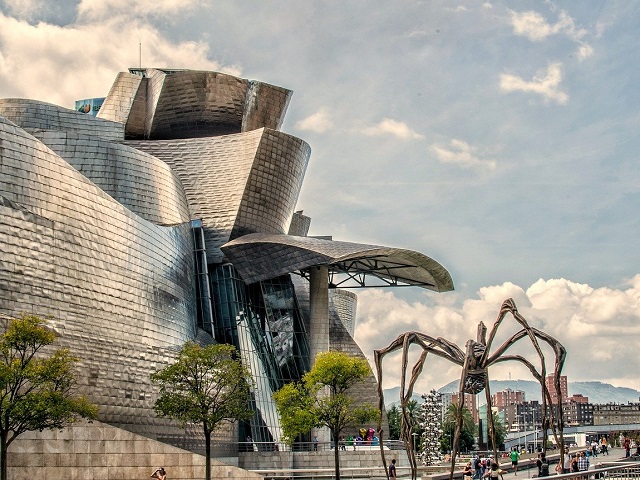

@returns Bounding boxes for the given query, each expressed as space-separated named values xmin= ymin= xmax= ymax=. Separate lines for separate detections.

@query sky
xmin=1 ymin=0 xmax=640 ymax=395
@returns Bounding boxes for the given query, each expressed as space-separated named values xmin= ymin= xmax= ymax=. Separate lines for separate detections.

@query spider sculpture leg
xmin=375 ymin=332 xmax=464 ymax=480
xmin=482 ymin=299 xmax=567 ymax=461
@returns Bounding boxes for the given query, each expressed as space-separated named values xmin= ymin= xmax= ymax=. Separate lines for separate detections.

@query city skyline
xmin=0 ymin=0 xmax=638 ymax=392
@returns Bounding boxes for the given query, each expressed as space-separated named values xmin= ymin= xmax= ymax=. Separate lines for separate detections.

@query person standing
xmin=313 ymin=435 xmax=318 ymax=451
xmin=389 ymin=458 xmax=397 ymax=478
xmin=577 ymin=452 xmax=589 ymax=472
xmin=510 ymin=448 xmax=520 ymax=475
xmin=563 ymin=447 xmax=571 ymax=473
xmin=472 ymin=455 xmax=482 ymax=480
xmin=625 ymin=437 xmax=631 ymax=458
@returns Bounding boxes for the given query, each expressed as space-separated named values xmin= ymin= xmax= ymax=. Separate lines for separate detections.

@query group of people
xmin=465 ymin=443 xmax=601 ymax=480
xmin=466 ymin=454 xmax=505 ymax=480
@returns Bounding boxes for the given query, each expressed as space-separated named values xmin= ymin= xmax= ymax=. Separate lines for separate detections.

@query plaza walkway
xmin=493 ymin=447 xmax=629 ymax=480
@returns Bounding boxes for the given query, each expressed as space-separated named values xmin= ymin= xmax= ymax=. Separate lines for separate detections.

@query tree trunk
xmin=204 ymin=425 xmax=211 ymax=480
xmin=0 ymin=430 xmax=7 ymax=480
xmin=333 ymin=429 xmax=341 ymax=480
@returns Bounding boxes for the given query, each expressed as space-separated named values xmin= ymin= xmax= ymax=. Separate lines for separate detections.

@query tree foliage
xmin=487 ymin=411 xmax=507 ymax=450
xmin=0 ymin=314 xmax=98 ymax=480
xmin=274 ymin=351 xmax=378 ymax=480
xmin=441 ymin=403 xmax=476 ymax=452
xmin=387 ymin=405 xmax=401 ymax=440
xmin=151 ymin=342 xmax=253 ymax=480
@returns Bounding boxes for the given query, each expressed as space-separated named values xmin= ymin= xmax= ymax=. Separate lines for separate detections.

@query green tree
xmin=487 ymin=411 xmax=506 ymax=450
xmin=442 ymin=403 xmax=476 ymax=452
xmin=274 ymin=351 xmax=378 ymax=480
xmin=151 ymin=342 xmax=253 ymax=480
xmin=387 ymin=405 xmax=401 ymax=440
xmin=0 ymin=314 xmax=98 ymax=480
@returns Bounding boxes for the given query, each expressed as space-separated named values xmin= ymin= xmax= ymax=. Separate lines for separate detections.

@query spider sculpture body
xmin=374 ymin=298 xmax=567 ymax=480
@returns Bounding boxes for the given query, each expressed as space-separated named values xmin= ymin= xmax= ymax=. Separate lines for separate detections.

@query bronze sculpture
xmin=375 ymin=298 xmax=567 ymax=480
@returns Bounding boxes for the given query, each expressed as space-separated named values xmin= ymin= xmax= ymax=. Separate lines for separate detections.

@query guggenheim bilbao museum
xmin=0 ymin=68 xmax=453 ymax=455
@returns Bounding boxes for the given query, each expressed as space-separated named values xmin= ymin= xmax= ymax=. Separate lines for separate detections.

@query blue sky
xmin=1 ymin=0 xmax=639 ymax=394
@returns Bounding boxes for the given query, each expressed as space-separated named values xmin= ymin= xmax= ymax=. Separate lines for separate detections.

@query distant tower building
xmin=546 ymin=375 xmax=568 ymax=405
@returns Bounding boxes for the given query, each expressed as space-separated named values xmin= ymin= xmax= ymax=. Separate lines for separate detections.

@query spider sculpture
xmin=374 ymin=298 xmax=567 ymax=480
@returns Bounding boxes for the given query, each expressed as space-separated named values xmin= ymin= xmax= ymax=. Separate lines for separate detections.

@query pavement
xmin=493 ymin=447 xmax=629 ymax=480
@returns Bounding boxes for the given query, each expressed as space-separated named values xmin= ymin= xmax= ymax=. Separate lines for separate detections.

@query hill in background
xmin=383 ymin=380 xmax=640 ymax=408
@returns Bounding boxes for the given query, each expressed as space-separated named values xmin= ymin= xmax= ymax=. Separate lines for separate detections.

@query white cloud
xmin=77 ymin=0 xmax=202 ymax=20
xmin=0 ymin=13 xmax=236 ymax=107
xmin=500 ymin=63 xmax=568 ymax=104
xmin=577 ymin=43 xmax=594 ymax=61
xmin=295 ymin=108 xmax=333 ymax=133
xmin=355 ymin=275 xmax=640 ymax=394
xmin=510 ymin=10 xmax=585 ymax=42
xmin=430 ymin=139 xmax=497 ymax=170
xmin=509 ymin=9 xmax=593 ymax=60
xmin=361 ymin=118 xmax=424 ymax=140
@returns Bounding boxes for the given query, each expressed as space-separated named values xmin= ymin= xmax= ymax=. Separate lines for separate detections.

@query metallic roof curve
xmin=221 ymin=233 xmax=454 ymax=292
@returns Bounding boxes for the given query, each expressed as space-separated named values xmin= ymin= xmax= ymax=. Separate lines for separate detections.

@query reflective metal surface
xmin=0 ymin=67 xmax=440 ymax=455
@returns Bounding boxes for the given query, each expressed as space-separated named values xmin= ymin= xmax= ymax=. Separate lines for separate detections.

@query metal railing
xmin=238 ymin=440 xmax=406 ymax=453
xmin=247 ymin=458 xmax=640 ymax=480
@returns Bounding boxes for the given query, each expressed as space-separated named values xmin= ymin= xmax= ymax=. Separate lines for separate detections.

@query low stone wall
xmin=8 ymin=420 xmax=261 ymax=480
xmin=240 ymin=449 xmax=410 ymax=475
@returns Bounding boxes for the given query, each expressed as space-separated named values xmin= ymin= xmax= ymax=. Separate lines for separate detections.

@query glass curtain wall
xmin=210 ymin=264 xmax=310 ymax=448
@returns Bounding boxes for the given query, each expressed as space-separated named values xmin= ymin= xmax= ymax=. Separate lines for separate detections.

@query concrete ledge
xmin=7 ymin=420 xmax=262 ymax=480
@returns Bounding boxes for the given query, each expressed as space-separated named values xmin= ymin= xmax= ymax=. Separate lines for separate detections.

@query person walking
xmin=389 ymin=458 xmax=397 ymax=478
xmin=510 ymin=448 xmax=520 ymax=475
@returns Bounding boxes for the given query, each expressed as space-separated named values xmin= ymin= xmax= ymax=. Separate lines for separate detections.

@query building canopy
xmin=221 ymin=233 xmax=454 ymax=291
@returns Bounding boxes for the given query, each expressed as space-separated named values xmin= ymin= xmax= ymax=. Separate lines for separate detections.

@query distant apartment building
xmin=593 ymin=403 xmax=640 ymax=425
xmin=562 ymin=396 xmax=593 ymax=426
xmin=491 ymin=389 xmax=525 ymax=430
xmin=567 ymin=394 xmax=589 ymax=404
xmin=513 ymin=401 xmax=542 ymax=432
xmin=492 ymin=388 xmax=525 ymax=408
xmin=546 ymin=375 xmax=569 ymax=404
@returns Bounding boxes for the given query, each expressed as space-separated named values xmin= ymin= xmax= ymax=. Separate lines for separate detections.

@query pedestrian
xmin=563 ymin=447 xmax=571 ymax=473
xmin=571 ymin=454 xmax=579 ymax=473
xmin=389 ymin=458 xmax=397 ymax=478
xmin=510 ymin=448 xmax=520 ymax=475
xmin=577 ymin=452 xmax=589 ymax=472
xmin=625 ymin=437 xmax=631 ymax=458
xmin=472 ymin=455 xmax=482 ymax=480
xmin=151 ymin=467 xmax=166 ymax=480
xmin=313 ymin=435 xmax=318 ymax=451
xmin=464 ymin=461 xmax=473 ymax=479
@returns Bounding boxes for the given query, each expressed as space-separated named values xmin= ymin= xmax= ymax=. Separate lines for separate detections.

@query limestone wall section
xmin=8 ymin=421 xmax=261 ymax=480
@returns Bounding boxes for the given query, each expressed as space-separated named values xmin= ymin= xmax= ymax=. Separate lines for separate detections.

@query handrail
xmin=247 ymin=459 xmax=640 ymax=480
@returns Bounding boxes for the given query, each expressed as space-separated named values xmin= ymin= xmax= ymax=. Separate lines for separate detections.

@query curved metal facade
xmin=126 ymin=129 xmax=310 ymax=262
xmin=34 ymin=131 xmax=191 ymax=225
xmin=98 ymin=69 xmax=292 ymax=140
xmin=0 ymin=66 xmax=453 ymax=456
xmin=0 ymin=113 xmax=204 ymax=444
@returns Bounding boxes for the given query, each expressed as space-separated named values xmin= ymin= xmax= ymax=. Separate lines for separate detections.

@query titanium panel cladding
xmin=0 ymin=115 xmax=198 ymax=440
